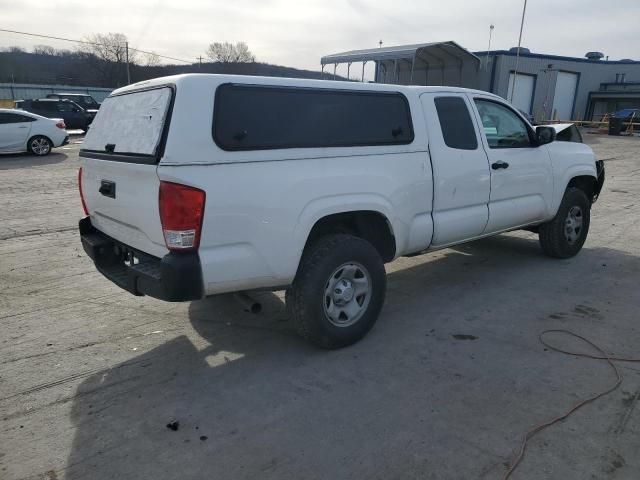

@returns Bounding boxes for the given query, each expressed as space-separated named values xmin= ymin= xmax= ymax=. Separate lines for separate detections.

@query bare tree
xmin=143 ymin=51 xmax=161 ymax=67
xmin=206 ymin=41 xmax=255 ymax=63
xmin=77 ymin=33 xmax=136 ymax=86
xmin=234 ymin=42 xmax=255 ymax=62
xmin=33 ymin=45 xmax=56 ymax=55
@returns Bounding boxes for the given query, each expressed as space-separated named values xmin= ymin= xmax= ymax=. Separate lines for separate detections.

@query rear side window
xmin=82 ymin=87 xmax=172 ymax=158
xmin=58 ymin=103 xmax=74 ymax=112
xmin=213 ymin=84 xmax=414 ymax=151
xmin=35 ymin=102 xmax=57 ymax=112
xmin=0 ymin=113 xmax=33 ymax=123
xmin=434 ymin=96 xmax=478 ymax=150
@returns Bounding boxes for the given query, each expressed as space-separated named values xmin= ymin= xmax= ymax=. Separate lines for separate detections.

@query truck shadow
xmin=0 ymin=151 xmax=68 ymax=170
xmin=63 ymin=235 xmax=640 ymax=479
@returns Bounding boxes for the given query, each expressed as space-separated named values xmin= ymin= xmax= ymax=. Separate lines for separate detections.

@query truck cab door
xmin=420 ymin=93 xmax=490 ymax=247
xmin=470 ymin=96 xmax=553 ymax=233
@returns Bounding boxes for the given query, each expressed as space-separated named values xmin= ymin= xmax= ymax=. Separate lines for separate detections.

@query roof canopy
xmin=321 ymin=41 xmax=480 ymax=66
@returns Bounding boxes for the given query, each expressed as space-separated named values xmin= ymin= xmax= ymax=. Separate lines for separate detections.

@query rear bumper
xmin=79 ymin=217 xmax=203 ymax=302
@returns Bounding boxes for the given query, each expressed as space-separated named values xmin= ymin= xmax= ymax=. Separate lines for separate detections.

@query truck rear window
xmin=82 ymin=87 xmax=172 ymax=159
xmin=213 ymin=84 xmax=414 ymax=151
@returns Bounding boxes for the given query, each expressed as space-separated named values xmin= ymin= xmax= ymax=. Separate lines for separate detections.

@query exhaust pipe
xmin=233 ymin=292 xmax=262 ymax=314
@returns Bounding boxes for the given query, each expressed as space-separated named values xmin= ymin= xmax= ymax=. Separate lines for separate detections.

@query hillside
xmin=0 ymin=50 xmax=343 ymax=88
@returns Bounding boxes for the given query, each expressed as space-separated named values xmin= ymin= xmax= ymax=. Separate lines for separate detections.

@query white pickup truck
xmin=78 ymin=74 xmax=605 ymax=348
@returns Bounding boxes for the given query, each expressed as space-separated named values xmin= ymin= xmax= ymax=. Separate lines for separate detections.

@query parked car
xmin=16 ymin=99 xmax=91 ymax=131
xmin=0 ymin=108 xmax=68 ymax=156
xmin=46 ymin=93 xmax=101 ymax=121
xmin=78 ymin=74 xmax=605 ymax=349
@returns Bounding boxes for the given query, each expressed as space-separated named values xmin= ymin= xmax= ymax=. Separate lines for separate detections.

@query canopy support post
xmin=410 ymin=52 xmax=416 ymax=85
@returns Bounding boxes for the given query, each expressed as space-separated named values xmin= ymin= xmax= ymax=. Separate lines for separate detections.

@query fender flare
xmin=292 ymin=194 xmax=400 ymax=264
xmin=552 ymin=164 xmax=597 ymax=215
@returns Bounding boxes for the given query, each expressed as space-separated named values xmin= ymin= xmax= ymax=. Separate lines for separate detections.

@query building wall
xmin=370 ymin=49 xmax=640 ymax=122
xmin=485 ymin=53 xmax=640 ymax=121
xmin=375 ymin=59 xmax=480 ymax=89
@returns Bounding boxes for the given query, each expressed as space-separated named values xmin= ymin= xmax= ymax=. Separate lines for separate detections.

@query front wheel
xmin=286 ymin=234 xmax=387 ymax=349
xmin=27 ymin=136 xmax=52 ymax=156
xmin=539 ymin=187 xmax=591 ymax=258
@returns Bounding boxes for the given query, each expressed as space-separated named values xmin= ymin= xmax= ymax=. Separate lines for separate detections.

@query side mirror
xmin=536 ymin=126 xmax=556 ymax=146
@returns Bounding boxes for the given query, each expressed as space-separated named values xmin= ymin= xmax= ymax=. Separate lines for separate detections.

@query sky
xmin=1 ymin=0 xmax=639 ymax=76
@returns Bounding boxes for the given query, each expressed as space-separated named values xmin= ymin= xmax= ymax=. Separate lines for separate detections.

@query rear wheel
xmin=286 ymin=234 xmax=386 ymax=349
xmin=539 ymin=187 xmax=590 ymax=258
xmin=27 ymin=136 xmax=52 ymax=156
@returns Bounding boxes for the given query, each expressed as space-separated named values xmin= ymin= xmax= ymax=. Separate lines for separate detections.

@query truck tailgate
xmin=80 ymin=160 xmax=167 ymax=258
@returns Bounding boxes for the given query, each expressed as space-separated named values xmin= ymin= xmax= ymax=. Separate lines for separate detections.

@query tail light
xmin=56 ymin=121 xmax=66 ymax=129
xmin=159 ymin=181 xmax=206 ymax=251
xmin=78 ymin=167 xmax=88 ymax=215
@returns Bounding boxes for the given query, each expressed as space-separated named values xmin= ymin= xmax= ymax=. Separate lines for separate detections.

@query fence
xmin=0 ymin=82 xmax=113 ymax=105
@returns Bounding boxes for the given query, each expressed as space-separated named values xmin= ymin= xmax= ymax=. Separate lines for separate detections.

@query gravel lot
xmin=1 ymin=134 xmax=639 ymax=480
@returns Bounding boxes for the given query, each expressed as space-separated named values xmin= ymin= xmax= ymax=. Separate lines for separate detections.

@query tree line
xmin=0 ymin=33 xmax=258 ymax=87
xmin=0 ymin=34 xmax=334 ymax=89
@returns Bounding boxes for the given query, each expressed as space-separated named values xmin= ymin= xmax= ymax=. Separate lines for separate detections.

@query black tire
xmin=539 ymin=187 xmax=591 ymax=258
xmin=27 ymin=135 xmax=53 ymax=156
xmin=286 ymin=234 xmax=387 ymax=349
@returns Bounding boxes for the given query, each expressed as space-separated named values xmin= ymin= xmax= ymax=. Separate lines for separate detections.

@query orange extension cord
xmin=503 ymin=329 xmax=640 ymax=480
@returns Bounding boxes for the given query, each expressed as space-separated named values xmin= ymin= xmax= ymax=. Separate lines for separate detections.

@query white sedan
xmin=0 ymin=108 xmax=69 ymax=156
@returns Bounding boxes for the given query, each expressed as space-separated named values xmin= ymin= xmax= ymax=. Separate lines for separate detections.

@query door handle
xmin=491 ymin=161 xmax=510 ymax=170
xmin=99 ymin=180 xmax=116 ymax=198
xmin=18 ymin=126 xmax=28 ymax=129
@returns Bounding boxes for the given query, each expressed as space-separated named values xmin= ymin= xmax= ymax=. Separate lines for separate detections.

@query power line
xmin=0 ymin=28 xmax=195 ymax=64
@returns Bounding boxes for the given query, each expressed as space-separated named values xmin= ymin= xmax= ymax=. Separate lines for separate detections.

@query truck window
xmin=213 ymin=84 xmax=414 ymax=151
xmin=82 ymin=87 xmax=173 ymax=159
xmin=474 ymin=99 xmax=532 ymax=148
xmin=434 ymin=96 xmax=478 ymax=150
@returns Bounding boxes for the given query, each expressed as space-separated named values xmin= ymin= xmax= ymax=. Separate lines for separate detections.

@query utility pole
xmin=125 ymin=41 xmax=131 ymax=84
xmin=485 ymin=24 xmax=494 ymax=70
xmin=198 ymin=55 xmax=203 ymax=69
xmin=509 ymin=0 xmax=527 ymax=103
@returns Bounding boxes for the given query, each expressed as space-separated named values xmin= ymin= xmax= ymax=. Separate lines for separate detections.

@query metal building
xmin=320 ymin=41 xmax=481 ymax=88
xmin=321 ymin=43 xmax=640 ymax=122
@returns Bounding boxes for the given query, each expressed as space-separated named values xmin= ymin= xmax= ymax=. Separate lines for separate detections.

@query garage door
xmin=552 ymin=72 xmax=578 ymax=120
xmin=507 ymin=73 xmax=535 ymax=114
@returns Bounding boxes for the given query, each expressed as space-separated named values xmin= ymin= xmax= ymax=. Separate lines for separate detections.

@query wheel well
xmin=304 ymin=211 xmax=396 ymax=263
xmin=567 ymin=175 xmax=598 ymax=203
